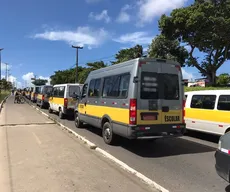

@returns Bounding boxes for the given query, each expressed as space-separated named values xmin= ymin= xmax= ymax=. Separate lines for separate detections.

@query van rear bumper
xmin=127 ymin=124 xmax=186 ymax=139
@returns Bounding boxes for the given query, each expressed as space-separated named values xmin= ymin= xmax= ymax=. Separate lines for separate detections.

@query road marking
xmin=27 ymin=100 xmax=169 ymax=192
xmin=32 ymin=132 xmax=42 ymax=145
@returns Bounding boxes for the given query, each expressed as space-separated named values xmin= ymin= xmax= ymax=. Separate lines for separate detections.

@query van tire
xmin=74 ymin=112 xmax=83 ymax=128
xmin=48 ymin=107 xmax=52 ymax=113
xmin=59 ymin=109 xmax=65 ymax=119
xmin=102 ymin=122 xmax=116 ymax=145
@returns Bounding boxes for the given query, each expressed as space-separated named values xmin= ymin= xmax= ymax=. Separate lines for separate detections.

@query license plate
xmin=143 ymin=115 xmax=157 ymax=120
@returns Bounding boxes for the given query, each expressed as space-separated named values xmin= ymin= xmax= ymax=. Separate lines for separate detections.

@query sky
xmin=0 ymin=0 xmax=229 ymax=88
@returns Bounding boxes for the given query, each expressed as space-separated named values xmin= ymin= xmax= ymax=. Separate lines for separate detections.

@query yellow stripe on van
xmin=37 ymin=94 xmax=43 ymax=100
xmin=79 ymin=105 xmax=183 ymax=125
xmin=186 ymin=108 xmax=230 ymax=123
xmin=85 ymin=105 xmax=130 ymax=124
xmin=49 ymin=97 xmax=64 ymax=105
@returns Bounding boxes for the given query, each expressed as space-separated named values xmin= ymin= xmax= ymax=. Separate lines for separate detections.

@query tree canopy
xmin=217 ymin=73 xmax=230 ymax=86
xmin=159 ymin=0 xmax=230 ymax=85
xmin=0 ymin=79 xmax=13 ymax=90
xmin=148 ymin=34 xmax=188 ymax=66
xmin=32 ymin=79 xmax=48 ymax=86
xmin=112 ymin=45 xmax=143 ymax=64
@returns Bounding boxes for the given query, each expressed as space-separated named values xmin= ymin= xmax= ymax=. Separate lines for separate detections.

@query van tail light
xmin=182 ymin=100 xmax=186 ymax=123
xmin=64 ymin=98 xmax=68 ymax=108
xmin=42 ymin=95 xmax=44 ymax=101
xmin=175 ymin=65 xmax=181 ymax=71
xmin=129 ymin=99 xmax=137 ymax=125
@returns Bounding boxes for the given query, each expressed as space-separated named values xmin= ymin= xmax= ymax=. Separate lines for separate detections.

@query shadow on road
xmin=82 ymin=124 xmax=215 ymax=158
xmin=28 ymin=100 xmax=216 ymax=158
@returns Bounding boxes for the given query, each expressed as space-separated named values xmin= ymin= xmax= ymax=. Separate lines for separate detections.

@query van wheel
xmin=59 ymin=109 xmax=64 ymax=119
xmin=74 ymin=112 xmax=83 ymax=128
xmin=102 ymin=122 xmax=116 ymax=145
xmin=48 ymin=107 xmax=52 ymax=113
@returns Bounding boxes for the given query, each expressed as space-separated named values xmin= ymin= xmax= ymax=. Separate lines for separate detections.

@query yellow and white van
xmin=74 ymin=58 xmax=186 ymax=145
xmin=31 ymin=86 xmax=42 ymax=103
xmin=49 ymin=83 xmax=83 ymax=119
xmin=36 ymin=85 xmax=53 ymax=109
xmin=185 ymin=90 xmax=230 ymax=135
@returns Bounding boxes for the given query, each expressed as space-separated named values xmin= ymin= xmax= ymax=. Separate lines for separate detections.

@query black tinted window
xmin=53 ymin=87 xmax=58 ymax=97
xmin=218 ymin=95 xmax=230 ymax=111
xmin=141 ymin=72 xmax=158 ymax=99
xmin=119 ymin=74 xmax=130 ymax=98
xmin=69 ymin=86 xmax=80 ymax=97
xmin=103 ymin=75 xmax=120 ymax=97
xmin=163 ymin=74 xmax=179 ymax=100
xmin=59 ymin=86 xmax=65 ymax=97
xmin=88 ymin=79 xmax=101 ymax=97
xmin=82 ymin=84 xmax=88 ymax=97
xmin=191 ymin=95 xmax=216 ymax=109
xmin=88 ymin=80 xmax=95 ymax=97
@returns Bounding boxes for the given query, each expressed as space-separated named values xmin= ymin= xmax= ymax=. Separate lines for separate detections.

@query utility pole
xmin=0 ymin=48 xmax=4 ymax=93
xmin=5 ymin=63 xmax=8 ymax=81
xmin=72 ymin=45 xmax=83 ymax=83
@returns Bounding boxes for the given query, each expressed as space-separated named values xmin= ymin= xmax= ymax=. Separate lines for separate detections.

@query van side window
xmin=59 ymin=86 xmax=65 ymax=98
xmin=103 ymin=75 xmax=120 ymax=97
xmin=217 ymin=95 xmax=230 ymax=111
xmin=88 ymin=79 xmax=101 ymax=97
xmin=190 ymin=95 xmax=216 ymax=109
xmin=119 ymin=74 xmax=130 ymax=98
xmin=81 ymin=84 xmax=88 ymax=98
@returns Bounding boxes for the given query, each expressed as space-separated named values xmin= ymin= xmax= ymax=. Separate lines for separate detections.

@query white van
xmin=49 ymin=83 xmax=83 ymax=119
xmin=75 ymin=58 xmax=186 ymax=144
xmin=185 ymin=90 xmax=230 ymax=135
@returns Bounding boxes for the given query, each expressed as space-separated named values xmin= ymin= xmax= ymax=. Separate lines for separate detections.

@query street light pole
xmin=0 ymin=48 xmax=4 ymax=94
xmin=72 ymin=45 xmax=83 ymax=83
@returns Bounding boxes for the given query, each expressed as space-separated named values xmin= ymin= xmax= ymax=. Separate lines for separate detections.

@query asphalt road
xmin=29 ymin=100 xmax=229 ymax=192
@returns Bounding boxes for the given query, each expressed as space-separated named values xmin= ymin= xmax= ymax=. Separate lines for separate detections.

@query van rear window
xmin=163 ymin=74 xmax=179 ymax=100
xmin=141 ymin=72 xmax=158 ymax=99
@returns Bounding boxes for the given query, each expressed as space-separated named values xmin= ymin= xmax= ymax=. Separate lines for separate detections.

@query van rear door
xmin=161 ymin=63 xmax=183 ymax=125
xmin=137 ymin=60 xmax=183 ymax=126
xmin=137 ymin=60 xmax=162 ymax=125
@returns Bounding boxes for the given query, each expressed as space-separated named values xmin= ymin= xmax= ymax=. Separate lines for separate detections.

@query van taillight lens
xmin=129 ymin=99 xmax=137 ymax=125
xmin=182 ymin=100 xmax=186 ymax=123
xmin=64 ymin=98 xmax=68 ymax=107
xmin=42 ymin=95 xmax=44 ymax=100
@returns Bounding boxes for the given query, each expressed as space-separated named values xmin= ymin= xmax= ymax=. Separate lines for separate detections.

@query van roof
xmin=53 ymin=83 xmax=83 ymax=87
xmin=88 ymin=57 xmax=180 ymax=76
xmin=185 ymin=90 xmax=230 ymax=95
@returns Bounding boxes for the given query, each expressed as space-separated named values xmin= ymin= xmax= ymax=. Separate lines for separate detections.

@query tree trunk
xmin=206 ymin=70 xmax=217 ymax=86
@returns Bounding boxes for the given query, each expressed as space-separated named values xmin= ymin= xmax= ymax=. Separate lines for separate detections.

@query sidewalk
xmin=0 ymin=96 xmax=156 ymax=192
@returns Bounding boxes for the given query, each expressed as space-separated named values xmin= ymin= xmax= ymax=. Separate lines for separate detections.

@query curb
xmin=26 ymin=98 xmax=169 ymax=192
xmin=0 ymin=95 xmax=10 ymax=113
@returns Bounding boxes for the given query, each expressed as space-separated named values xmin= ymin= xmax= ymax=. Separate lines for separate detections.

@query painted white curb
xmin=95 ymin=147 xmax=169 ymax=192
xmin=0 ymin=95 xmax=10 ymax=113
xmin=27 ymin=99 xmax=169 ymax=192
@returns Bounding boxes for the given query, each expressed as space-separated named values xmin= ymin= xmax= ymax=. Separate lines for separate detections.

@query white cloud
xmin=89 ymin=10 xmax=111 ymax=23
xmin=85 ymin=0 xmax=103 ymax=3
xmin=22 ymin=72 xmax=34 ymax=82
xmin=113 ymin=32 xmax=154 ymax=45
xmin=32 ymin=26 xmax=109 ymax=49
xmin=116 ymin=5 xmax=131 ymax=23
xmin=137 ymin=0 xmax=187 ymax=25
xmin=182 ymin=68 xmax=194 ymax=81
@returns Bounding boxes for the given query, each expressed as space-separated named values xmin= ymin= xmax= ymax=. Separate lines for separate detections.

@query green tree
xmin=148 ymin=34 xmax=188 ymax=66
xmin=32 ymin=79 xmax=48 ymax=86
xmin=86 ymin=61 xmax=107 ymax=70
xmin=159 ymin=0 xmax=230 ymax=85
xmin=0 ymin=79 xmax=13 ymax=90
xmin=217 ymin=73 xmax=230 ymax=86
xmin=112 ymin=45 xmax=143 ymax=64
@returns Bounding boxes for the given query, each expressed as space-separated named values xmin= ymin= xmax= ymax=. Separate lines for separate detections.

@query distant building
xmin=187 ymin=78 xmax=210 ymax=87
